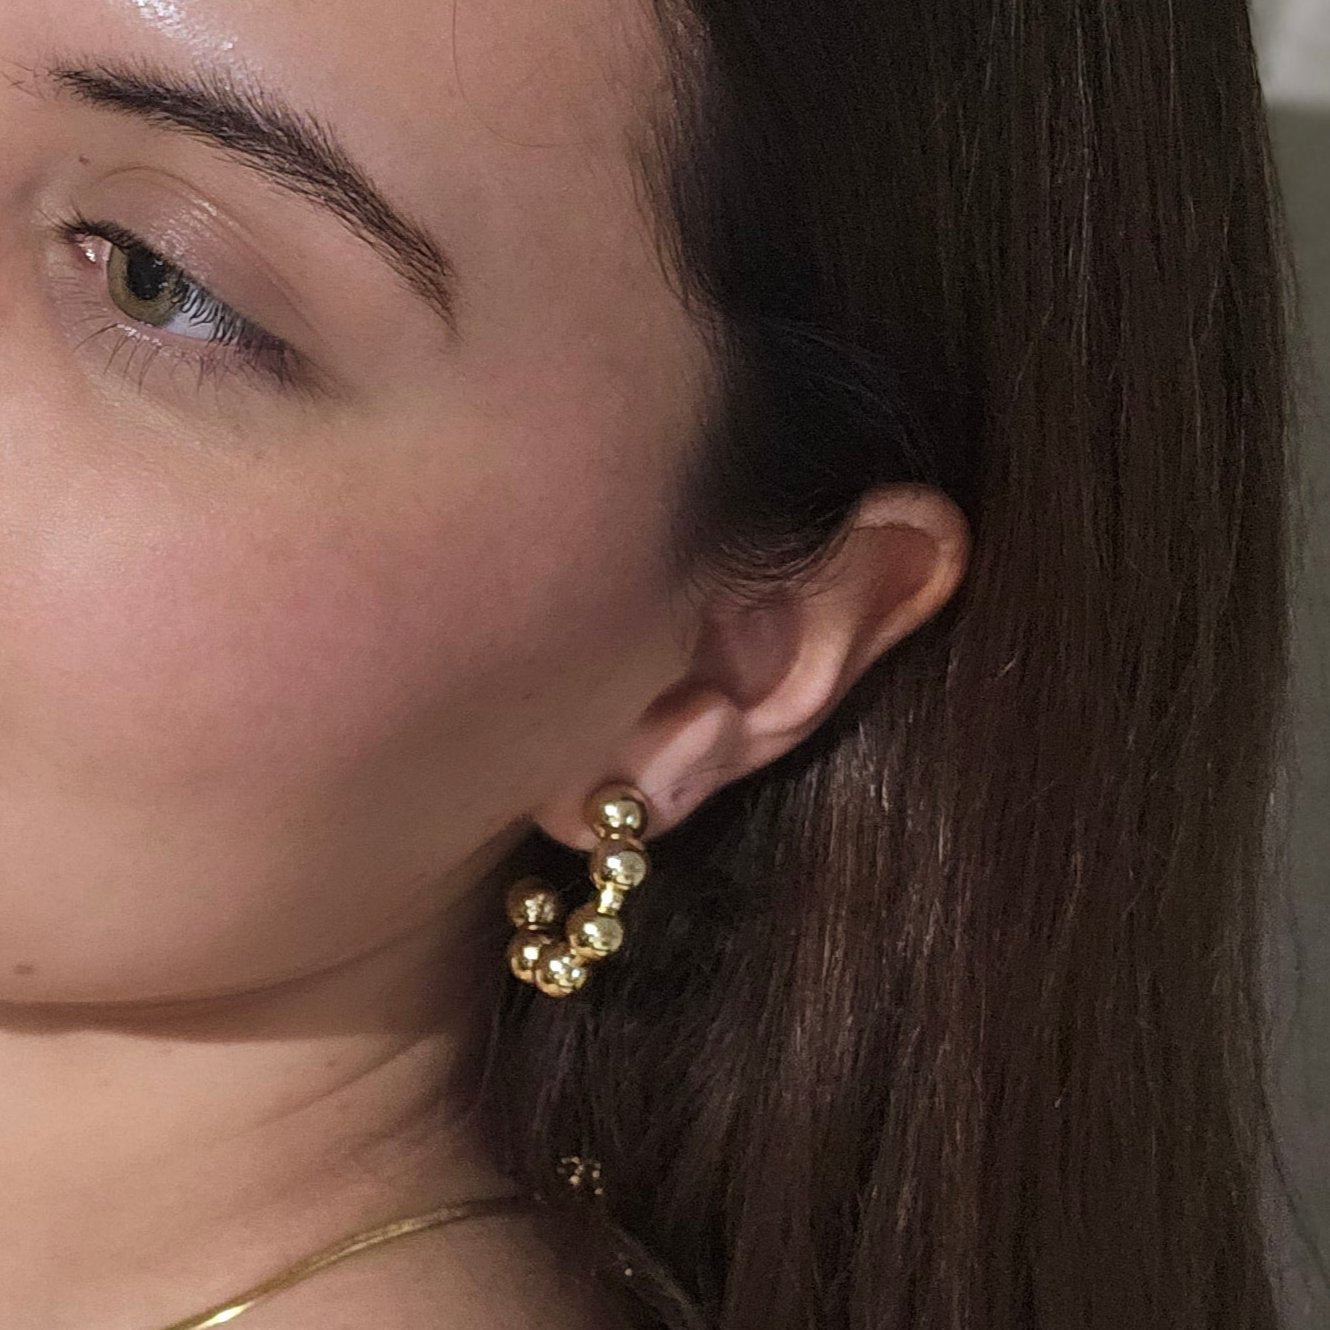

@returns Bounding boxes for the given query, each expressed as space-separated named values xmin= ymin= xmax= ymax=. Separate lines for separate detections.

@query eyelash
xmin=51 ymin=211 xmax=305 ymax=393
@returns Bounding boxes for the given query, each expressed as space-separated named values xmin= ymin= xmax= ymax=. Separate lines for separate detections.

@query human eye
xmin=50 ymin=212 xmax=306 ymax=393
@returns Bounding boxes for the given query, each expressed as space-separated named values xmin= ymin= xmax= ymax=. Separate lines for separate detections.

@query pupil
xmin=124 ymin=247 xmax=174 ymax=304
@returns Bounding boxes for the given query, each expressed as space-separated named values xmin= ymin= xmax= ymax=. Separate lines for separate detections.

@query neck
xmin=0 ymin=884 xmax=524 ymax=1330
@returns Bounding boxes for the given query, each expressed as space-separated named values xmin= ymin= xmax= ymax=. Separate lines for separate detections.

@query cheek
xmin=0 ymin=457 xmax=643 ymax=798
xmin=1 ymin=510 xmax=437 ymax=792
xmin=0 ymin=421 xmax=671 ymax=1002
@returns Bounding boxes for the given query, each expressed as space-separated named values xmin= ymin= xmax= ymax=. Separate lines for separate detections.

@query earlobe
xmin=527 ymin=684 xmax=747 ymax=848
xmin=615 ymin=683 xmax=748 ymax=837
xmin=531 ymin=483 xmax=969 ymax=847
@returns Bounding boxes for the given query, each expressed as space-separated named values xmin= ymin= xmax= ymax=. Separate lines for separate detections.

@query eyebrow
xmin=47 ymin=59 xmax=460 ymax=334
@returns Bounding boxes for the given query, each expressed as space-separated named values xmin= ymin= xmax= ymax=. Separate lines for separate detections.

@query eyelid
xmin=73 ymin=215 xmax=262 ymax=333
xmin=45 ymin=242 xmax=298 ymax=403
xmin=69 ymin=219 xmax=302 ymax=380
xmin=65 ymin=167 xmax=334 ymax=358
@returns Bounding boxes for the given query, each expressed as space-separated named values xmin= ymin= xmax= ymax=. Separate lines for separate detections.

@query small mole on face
xmin=13 ymin=962 xmax=36 ymax=975
xmin=77 ymin=154 xmax=90 ymax=166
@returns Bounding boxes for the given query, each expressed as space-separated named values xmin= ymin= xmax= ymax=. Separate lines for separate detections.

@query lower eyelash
xmin=67 ymin=311 xmax=285 ymax=398
xmin=48 ymin=209 xmax=306 ymax=393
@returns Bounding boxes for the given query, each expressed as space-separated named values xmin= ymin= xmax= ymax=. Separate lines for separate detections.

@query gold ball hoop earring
xmin=504 ymin=781 xmax=650 ymax=998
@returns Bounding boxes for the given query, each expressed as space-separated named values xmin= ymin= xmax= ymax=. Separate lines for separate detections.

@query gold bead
xmin=507 ymin=930 xmax=556 ymax=983
xmin=590 ymin=835 xmax=649 ymax=889
xmin=566 ymin=902 xmax=625 ymax=960
xmin=504 ymin=876 xmax=561 ymax=929
xmin=584 ymin=782 xmax=648 ymax=838
xmin=593 ymin=883 xmax=628 ymax=915
xmin=532 ymin=943 xmax=591 ymax=998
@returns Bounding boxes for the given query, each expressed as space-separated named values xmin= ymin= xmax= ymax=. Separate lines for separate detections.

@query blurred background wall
xmin=1251 ymin=2 xmax=1330 ymax=1325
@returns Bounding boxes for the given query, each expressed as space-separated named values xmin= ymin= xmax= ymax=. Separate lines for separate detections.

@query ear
xmin=532 ymin=483 xmax=969 ymax=849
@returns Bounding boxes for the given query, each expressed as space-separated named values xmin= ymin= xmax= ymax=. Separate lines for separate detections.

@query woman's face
xmin=0 ymin=0 xmax=710 ymax=1003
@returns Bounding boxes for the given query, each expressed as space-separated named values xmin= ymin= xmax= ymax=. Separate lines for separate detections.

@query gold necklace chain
xmin=152 ymin=1191 xmax=536 ymax=1330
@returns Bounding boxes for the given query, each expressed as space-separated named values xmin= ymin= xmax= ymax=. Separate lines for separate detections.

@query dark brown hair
xmin=468 ymin=1 xmax=1306 ymax=1325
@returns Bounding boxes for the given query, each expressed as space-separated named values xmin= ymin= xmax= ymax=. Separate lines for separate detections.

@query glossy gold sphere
xmin=506 ymin=929 xmax=556 ymax=983
xmin=565 ymin=902 xmax=625 ymax=960
xmin=532 ymin=943 xmax=591 ymax=997
xmin=585 ymin=782 xmax=648 ymax=837
xmin=590 ymin=835 xmax=649 ymax=889
xmin=504 ymin=876 xmax=561 ymax=929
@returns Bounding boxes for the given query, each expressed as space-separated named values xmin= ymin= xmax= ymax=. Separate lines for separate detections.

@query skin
xmin=0 ymin=1 xmax=970 ymax=1327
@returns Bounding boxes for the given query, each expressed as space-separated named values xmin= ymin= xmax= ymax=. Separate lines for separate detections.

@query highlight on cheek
xmin=47 ymin=210 xmax=308 ymax=395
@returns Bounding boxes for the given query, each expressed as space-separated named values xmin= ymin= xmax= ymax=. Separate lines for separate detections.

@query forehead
xmin=50 ymin=0 xmax=664 ymax=142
